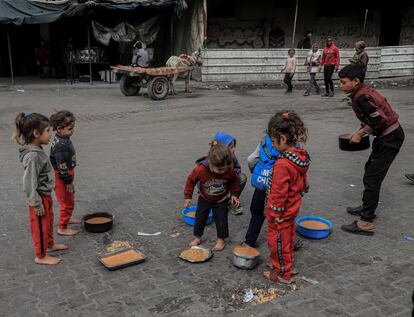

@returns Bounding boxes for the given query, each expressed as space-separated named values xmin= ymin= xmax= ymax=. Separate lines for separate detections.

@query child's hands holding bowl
xmin=183 ymin=199 xmax=192 ymax=209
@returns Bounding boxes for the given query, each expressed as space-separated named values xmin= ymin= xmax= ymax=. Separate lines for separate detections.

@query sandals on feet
xmin=341 ymin=221 xmax=374 ymax=236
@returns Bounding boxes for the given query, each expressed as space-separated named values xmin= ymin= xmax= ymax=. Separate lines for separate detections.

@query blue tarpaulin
xmin=0 ymin=0 xmax=68 ymax=25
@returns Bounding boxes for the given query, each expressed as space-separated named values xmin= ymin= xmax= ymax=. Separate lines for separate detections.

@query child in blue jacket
xmin=244 ymin=134 xmax=280 ymax=247
xmin=244 ymin=134 xmax=304 ymax=250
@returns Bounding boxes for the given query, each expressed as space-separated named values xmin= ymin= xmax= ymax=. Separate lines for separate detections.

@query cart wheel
xmin=120 ymin=75 xmax=141 ymax=96
xmin=147 ymin=76 xmax=169 ymax=100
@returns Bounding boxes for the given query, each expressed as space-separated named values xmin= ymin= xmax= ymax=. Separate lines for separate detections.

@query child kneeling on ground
xmin=183 ymin=142 xmax=240 ymax=251
xmin=264 ymin=111 xmax=310 ymax=284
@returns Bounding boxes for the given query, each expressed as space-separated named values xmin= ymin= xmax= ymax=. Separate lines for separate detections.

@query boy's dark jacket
xmin=50 ymin=135 xmax=76 ymax=184
xmin=350 ymin=84 xmax=399 ymax=136
xmin=184 ymin=157 xmax=240 ymax=203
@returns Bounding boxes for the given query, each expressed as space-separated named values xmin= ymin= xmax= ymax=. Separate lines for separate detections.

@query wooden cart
xmin=111 ymin=65 xmax=189 ymax=100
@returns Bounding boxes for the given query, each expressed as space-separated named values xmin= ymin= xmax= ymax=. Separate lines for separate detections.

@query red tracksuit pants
xmin=267 ymin=221 xmax=296 ymax=280
xmin=29 ymin=195 xmax=54 ymax=258
xmin=54 ymin=169 xmax=75 ymax=229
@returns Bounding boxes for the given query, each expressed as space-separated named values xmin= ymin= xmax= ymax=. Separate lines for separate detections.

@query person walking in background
xmin=349 ymin=41 xmax=369 ymax=74
xmin=303 ymin=43 xmax=321 ymax=96
xmin=281 ymin=49 xmax=297 ymax=94
xmin=297 ymin=31 xmax=312 ymax=49
xmin=321 ymin=36 xmax=340 ymax=97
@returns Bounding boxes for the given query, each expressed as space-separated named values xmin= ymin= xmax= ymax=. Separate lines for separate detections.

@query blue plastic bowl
xmin=181 ymin=205 xmax=213 ymax=226
xmin=296 ymin=216 xmax=333 ymax=239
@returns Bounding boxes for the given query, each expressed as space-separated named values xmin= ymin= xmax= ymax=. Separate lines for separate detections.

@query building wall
xmin=206 ymin=0 xmax=412 ymax=49
xmin=400 ymin=7 xmax=414 ymax=45
xmin=201 ymin=46 xmax=414 ymax=82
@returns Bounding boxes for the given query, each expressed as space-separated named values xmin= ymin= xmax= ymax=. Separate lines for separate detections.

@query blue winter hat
xmin=213 ymin=131 xmax=235 ymax=146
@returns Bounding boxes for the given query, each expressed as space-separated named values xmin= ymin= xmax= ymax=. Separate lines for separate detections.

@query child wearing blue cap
xmin=213 ymin=131 xmax=247 ymax=215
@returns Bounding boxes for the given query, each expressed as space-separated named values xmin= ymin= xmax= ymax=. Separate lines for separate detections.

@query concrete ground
xmin=0 ymin=81 xmax=413 ymax=317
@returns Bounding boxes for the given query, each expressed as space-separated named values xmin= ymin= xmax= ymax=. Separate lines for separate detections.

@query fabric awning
xmin=64 ymin=0 xmax=187 ymax=18
xmin=0 ymin=0 xmax=187 ymax=25
xmin=0 ymin=0 xmax=68 ymax=25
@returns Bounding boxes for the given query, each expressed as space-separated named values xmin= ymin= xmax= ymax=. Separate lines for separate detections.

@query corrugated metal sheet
xmin=201 ymin=46 xmax=414 ymax=82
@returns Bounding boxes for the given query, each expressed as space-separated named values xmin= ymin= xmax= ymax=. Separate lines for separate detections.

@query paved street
xmin=0 ymin=82 xmax=413 ymax=316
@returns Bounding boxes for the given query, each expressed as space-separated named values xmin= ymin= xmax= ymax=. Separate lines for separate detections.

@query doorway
xmin=379 ymin=7 xmax=402 ymax=46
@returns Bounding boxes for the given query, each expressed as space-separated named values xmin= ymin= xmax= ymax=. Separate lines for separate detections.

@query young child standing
xmin=213 ymin=131 xmax=246 ymax=215
xmin=50 ymin=110 xmax=79 ymax=236
xmin=263 ymin=111 xmax=310 ymax=284
xmin=349 ymin=41 xmax=369 ymax=74
xmin=184 ymin=142 xmax=240 ymax=251
xmin=303 ymin=43 xmax=321 ymax=96
xmin=281 ymin=49 xmax=297 ymax=93
xmin=243 ymin=134 xmax=280 ymax=247
xmin=338 ymin=64 xmax=404 ymax=235
xmin=14 ymin=112 xmax=68 ymax=265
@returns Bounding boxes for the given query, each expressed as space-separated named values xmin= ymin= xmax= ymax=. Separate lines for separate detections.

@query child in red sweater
xmin=184 ymin=142 xmax=240 ymax=251
xmin=321 ymin=36 xmax=340 ymax=97
xmin=263 ymin=111 xmax=310 ymax=284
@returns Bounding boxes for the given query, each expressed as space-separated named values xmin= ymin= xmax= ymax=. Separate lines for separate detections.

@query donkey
xmin=166 ymin=49 xmax=203 ymax=94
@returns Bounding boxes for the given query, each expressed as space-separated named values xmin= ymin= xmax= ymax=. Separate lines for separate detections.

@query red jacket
xmin=184 ymin=158 xmax=240 ymax=203
xmin=350 ymin=84 xmax=399 ymax=136
xmin=265 ymin=148 xmax=310 ymax=229
xmin=321 ymin=42 xmax=340 ymax=68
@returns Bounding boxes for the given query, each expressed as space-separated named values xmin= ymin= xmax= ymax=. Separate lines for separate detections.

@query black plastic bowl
xmin=339 ymin=133 xmax=370 ymax=151
xmin=83 ymin=212 xmax=113 ymax=233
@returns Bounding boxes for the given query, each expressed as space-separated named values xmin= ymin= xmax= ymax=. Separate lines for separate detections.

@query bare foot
xmin=189 ymin=237 xmax=202 ymax=247
xmin=35 ymin=255 xmax=61 ymax=265
xmin=263 ymin=271 xmax=293 ymax=284
xmin=47 ymin=243 xmax=68 ymax=252
xmin=68 ymin=217 xmax=81 ymax=224
xmin=212 ymin=239 xmax=225 ymax=251
xmin=263 ymin=271 xmax=277 ymax=281
xmin=58 ymin=228 xmax=79 ymax=236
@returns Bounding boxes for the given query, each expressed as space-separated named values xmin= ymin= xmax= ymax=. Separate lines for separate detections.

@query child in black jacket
xmin=50 ymin=110 xmax=79 ymax=236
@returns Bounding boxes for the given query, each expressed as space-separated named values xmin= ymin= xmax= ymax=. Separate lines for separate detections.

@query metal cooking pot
xmin=232 ymin=252 xmax=259 ymax=270
xmin=338 ymin=133 xmax=370 ymax=151
xmin=83 ymin=212 xmax=113 ymax=233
